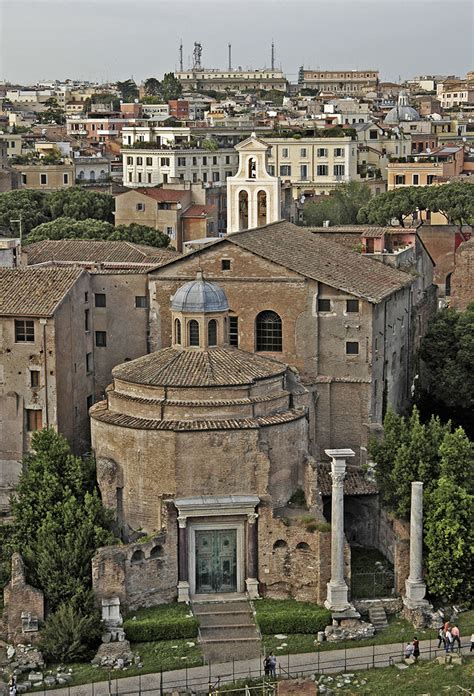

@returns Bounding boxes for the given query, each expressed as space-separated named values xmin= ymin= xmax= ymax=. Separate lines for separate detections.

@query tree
xmin=438 ymin=427 xmax=474 ymax=492
xmin=160 ymin=72 xmax=182 ymax=101
xmin=0 ymin=189 xmax=51 ymax=234
xmin=369 ymin=409 xmax=407 ymax=509
xmin=302 ymin=181 xmax=371 ymax=227
xmin=116 ymin=79 xmax=139 ymax=102
xmin=26 ymin=217 xmax=171 ymax=248
xmin=40 ymin=601 xmax=103 ymax=662
xmin=424 ymin=476 xmax=473 ymax=602
xmin=144 ymin=77 xmax=161 ymax=96
xmin=357 ymin=186 xmax=425 ymax=227
xmin=421 ymin=181 xmax=474 ymax=227
xmin=417 ymin=304 xmax=474 ymax=435
xmin=38 ymin=97 xmax=66 ymax=125
xmin=10 ymin=429 xmax=113 ymax=609
xmin=47 ymin=188 xmax=115 ymax=223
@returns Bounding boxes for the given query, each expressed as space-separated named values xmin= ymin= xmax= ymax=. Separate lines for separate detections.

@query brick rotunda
xmin=90 ymin=273 xmax=332 ymax=607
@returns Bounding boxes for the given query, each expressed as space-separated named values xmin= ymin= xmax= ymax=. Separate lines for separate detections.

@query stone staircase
xmin=193 ymin=600 xmax=262 ymax=663
xmin=368 ymin=603 xmax=388 ymax=632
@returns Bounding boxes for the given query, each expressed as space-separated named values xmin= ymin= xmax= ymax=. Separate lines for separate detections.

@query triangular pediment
xmin=234 ymin=135 xmax=269 ymax=152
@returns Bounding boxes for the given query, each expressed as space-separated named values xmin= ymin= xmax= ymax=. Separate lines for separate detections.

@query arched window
xmin=207 ymin=319 xmax=217 ymax=346
xmin=149 ymin=545 xmax=164 ymax=560
xmin=445 ymin=272 xmax=452 ymax=297
xmin=273 ymin=539 xmax=288 ymax=550
xmin=296 ymin=542 xmax=310 ymax=552
xmin=257 ymin=190 xmax=267 ymax=227
xmin=238 ymin=190 xmax=248 ymax=231
xmin=175 ymin=318 xmax=181 ymax=345
xmin=248 ymin=157 xmax=257 ymax=179
xmin=189 ymin=319 xmax=200 ymax=347
xmin=90 ymin=170 xmax=95 ymax=180
xmin=130 ymin=550 xmax=145 ymax=564
xmin=256 ymin=311 xmax=282 ymax=352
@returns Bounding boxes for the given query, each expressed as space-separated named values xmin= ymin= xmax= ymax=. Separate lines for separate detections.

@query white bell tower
xmin=226 ymin=133 xmax=281 ymax=234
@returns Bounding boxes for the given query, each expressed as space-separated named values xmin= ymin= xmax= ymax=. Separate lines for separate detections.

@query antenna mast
xmin=228 ymin=43 xmax=232 ymax=71
xmin=179 ymin=41 xmax=183 ymax=71
xmin=271 ymin=41 xmax=275 ymax=70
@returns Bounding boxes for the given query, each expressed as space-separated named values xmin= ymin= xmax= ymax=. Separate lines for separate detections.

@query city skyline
xmin=1 ymin=0 xmax=472 ymax=85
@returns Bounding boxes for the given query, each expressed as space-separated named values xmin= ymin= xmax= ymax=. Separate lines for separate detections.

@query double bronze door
xmin=195 ymin=528 xmax=237 ymax=594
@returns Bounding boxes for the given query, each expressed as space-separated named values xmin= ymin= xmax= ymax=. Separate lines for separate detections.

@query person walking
xmin=405 ymin=642 xmax=414 ymax=659
xmin=263 ymin=655 xmax=270 ymax=676
xmin=451 ymin=625 xmax=461 ymax=652
xmin=8 ymin=675 xmax=16 ymax=696
xmin=445 ymin=628 xmax=454 ymax=653
xmin=268 ymin=652 xmax=277 ymax=678
xmin=470 ymin=633 xmax=474 ymax=652
xmin=437 ymin=626 xmax=446 ymax=649
xmin=413 ymin=637 xmax=420 ymax=661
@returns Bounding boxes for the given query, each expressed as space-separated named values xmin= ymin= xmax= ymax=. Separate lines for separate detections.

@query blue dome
xmin=171 ymin=273 xmax=229 ymax=313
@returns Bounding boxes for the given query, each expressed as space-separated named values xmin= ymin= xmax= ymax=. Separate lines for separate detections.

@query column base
xmin=403 ymin=578 xmax=428 ymax=608
xmin=177 ymin=581 xmax=190 ymax=603
xmin=246 ymin=578 xmax=259 ymax=599
xmin=324 ymin=581 xmax=351 ymax=613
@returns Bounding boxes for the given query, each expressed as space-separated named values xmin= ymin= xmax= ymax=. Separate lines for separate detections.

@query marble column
xmin=177 ymin=515 xmax=190 ymax=602
xmin=324 ymin=449 xmax=355 ymax=613
xmin=245 ymin=512 xmax=259 ymax=598
xmin=404 ymin=481 xmax=428 ymax=608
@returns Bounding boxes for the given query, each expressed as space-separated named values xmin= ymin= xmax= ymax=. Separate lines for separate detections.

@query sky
xmin=0 ymin=0 xmax=472 ymax=86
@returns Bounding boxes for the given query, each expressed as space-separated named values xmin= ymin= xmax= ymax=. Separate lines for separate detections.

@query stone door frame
xmin=189 ymin=520 xmax=245 ymax=597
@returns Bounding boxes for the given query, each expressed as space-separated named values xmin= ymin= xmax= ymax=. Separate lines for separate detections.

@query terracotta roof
xmin=181 ymin=204 xmax=216 ymax=218
xmin=25 ymin=239 xmax=180 ymax=265
xmin=318 ymin=463 xmax=378 ymax=496
xmin=113 ymin=346 xmax=286 ymax=388
xmin=0 ymin=267 xmax=83 ymax=317
xmin=126 ymin=187 xmax=187 ymax=203
xmin=229 ymin=222 xmax=414 ymax=303
xmin=308 ymin=226 xmax=417 ymax=238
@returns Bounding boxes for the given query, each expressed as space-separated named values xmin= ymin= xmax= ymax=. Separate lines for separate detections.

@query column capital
xmin=330 ymin=471 xmax=346 ymax=488
xmin=247 ymin=512 xmax=258 ymax=524
xmin=177 ymin=515 xmax=187 ymax=528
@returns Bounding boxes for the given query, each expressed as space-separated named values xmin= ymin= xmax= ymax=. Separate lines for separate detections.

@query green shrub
xmin=306 ymin=521 xmax=331 ymax=533
xmin=40 ymin=603 xmax=102 ymax=662
xmin=288 ymin=489 xmax=306 ymax=507
xmin=123 ymin=605 xmax=199 ymax=642
xmin=254 ymin=599 xmax=330 ymax=635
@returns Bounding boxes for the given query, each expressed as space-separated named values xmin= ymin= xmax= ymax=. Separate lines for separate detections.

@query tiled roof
xmin=318 ymin=463 xmax=378 ymax=496
xmin=0 ymin=267 xmax=83 ymax=317
xmin=113 ymin=346 xmax=286 ymax=387
xmin=308 ymin=226 xmax=417 ymax=238
xmin=25 ymin=239 xmax=180 ymax=265
xmin=181 ymin=204 xmax=216 ymax=218
xmin=128 ymin=188 xmax=187 ymax=203
xmin=229 ymin=222 xmax=414 ymax=303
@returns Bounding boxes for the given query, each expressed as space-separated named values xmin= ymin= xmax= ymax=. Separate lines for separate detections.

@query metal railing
xmin=29 ymin=639 xmax=472 ymax=696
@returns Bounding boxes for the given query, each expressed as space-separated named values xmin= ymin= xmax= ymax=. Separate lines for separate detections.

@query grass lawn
xmin=125 ymin=602 xmax=194 ymax=622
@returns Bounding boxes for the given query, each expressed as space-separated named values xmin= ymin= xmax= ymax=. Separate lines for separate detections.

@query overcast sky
xmin=1 ymin=0 xmax=472 ymax=85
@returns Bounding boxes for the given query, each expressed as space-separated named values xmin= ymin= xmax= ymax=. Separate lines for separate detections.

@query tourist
xmin=8 ymin=675 xmax=16 ymax=696
xmin=412 ymin=637 xmax=420 ymax=661
xmin=269 ymin=652 xmax=277 ymax=678
xmin=451 ymin=625 xmax=461 ymax=652
xmin=405 ymin=642 xmax=414 ymax=659
xmin=445 ymin=628 xmax=454 ymax=653
xmin=470 ymin=633 xmax=474 ymax=652
xmin=437 ymin=626 xmax=446 ymax=649
xmin=263 ymin=655 xmax=270 ymax=676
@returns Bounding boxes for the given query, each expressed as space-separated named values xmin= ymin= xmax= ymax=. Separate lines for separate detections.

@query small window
xmin=86 ymin=352 xmax=93 ymax=373
xmin=30 ymin=370 xmax=40 ymax=388
xmin=135 ymin=296 xmax=147 ymax=308
xmin=146 ymin=157 xmax=153 ymax=166
xmin=84 ymin=291 xmax=89 ymax=303
xmin=40 ymin=173 xmax=47 ymax=185
xmin=346 ymin=341 xmax=359 ymax=355
xmin=63 ymin=173 xmax=69 ymax=184
xmin=221 ymin=259 xmax=231 ymax=271
xmin=175 ymin=318 xmax=182 ymax=344
xmin=273 ymin=539 xmax=288 ymax=550
xmin=86 ymin=394 xmax=94 ymax=410
xmin=412 ymin=174 xmax=419 ymax=185
xmin=95 ymin=331 xmax=107 ymax=347
xmin=95 ymin=293 xmax=106 ymax=307
xmin=229 ymin=316 xmax=238 ymax=347
xmin=136 ymin=203 xmax=145 ymax=212
xmin=22 ymin=173 xmax=27 ymax=184
xmin=256 ymin=311 xmax=282 ymax=352
xmin=84 ymin=308 xmax=90 ymax=331
xmin=296 ymin=542 xmax=310 ymax=551
xmin=150 ymin=545 xmax=164 ymax=560
xmin=346 ymin=299 xmax=359 ymax=313
xmin=26 ymin=409 xmax=42 ymax=432
xmin=15 ymin=319 xmax=35 ymax=342
xmin=189 ymin=320 xmax=199 ymax=347
xmin=207 ymin=319 xmax=217 ymax=346
xmin=318 ymin=298 xmax=331 ymax=312
xmin=130 ymin=550 xmax=145 ymax=564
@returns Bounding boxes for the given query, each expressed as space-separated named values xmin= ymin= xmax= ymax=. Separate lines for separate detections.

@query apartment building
xmin=122 ymin=146 xmax=239 ymax=187
xmin=387 ymin=146 xmax=465 ymax=190
xmin=437 ymin=77 xmax=474 ymax=109
xmin=14 ymin=162 xmax=74 ymax=190
xmin=175 ymin=68 xmax=287 ymax=93
xmin=0 ymin=134 xmax=23 ymax=159
xmin=264 ymin=136 xmax=358 ymax=196
xmin=298 ymin=69 xmax=379 ymax=96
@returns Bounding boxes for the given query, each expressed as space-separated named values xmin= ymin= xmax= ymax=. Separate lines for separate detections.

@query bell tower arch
xmin=227 ymin=133 xmax=281 ymax=234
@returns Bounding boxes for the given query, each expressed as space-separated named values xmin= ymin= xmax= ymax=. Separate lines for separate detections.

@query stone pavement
xmin=28 ymin=639 xmax=470 ymax=695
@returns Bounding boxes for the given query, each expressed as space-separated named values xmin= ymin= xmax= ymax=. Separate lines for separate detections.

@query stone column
xmin=245 ymin=512 xmax=259 ymax=598
xmin=324 ymin=449 xmax=355 ymax=613
xmin=177 ymin=516 xmax=190 ymax=602
xmin=404 ymin=481 xmax=428 ymax=608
